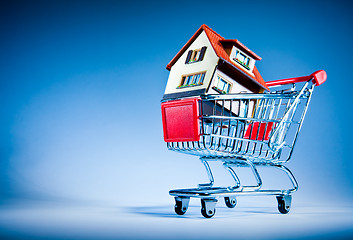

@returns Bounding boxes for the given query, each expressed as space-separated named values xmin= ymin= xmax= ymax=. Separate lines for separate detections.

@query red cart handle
xmin=266 ymin=70 xmax=327 ymax=87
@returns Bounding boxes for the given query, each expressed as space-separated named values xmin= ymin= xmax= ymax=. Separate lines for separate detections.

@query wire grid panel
xmin=167 ymin=90 xmax=312 ymax=164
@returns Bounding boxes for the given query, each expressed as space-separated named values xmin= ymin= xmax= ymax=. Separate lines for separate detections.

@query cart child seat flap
xmin=161 ymin=98 xmax=200 ymax=142
xmin=244 ymin=122 xmax=275 ymax=141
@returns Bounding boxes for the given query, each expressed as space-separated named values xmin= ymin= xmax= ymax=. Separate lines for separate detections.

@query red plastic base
xmin=161 ymin=98 xmax=200 ymax=142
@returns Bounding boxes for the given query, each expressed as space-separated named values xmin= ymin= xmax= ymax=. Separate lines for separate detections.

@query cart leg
xmin=198 ymin=159 xmax=214 ymax=188
xmin=274 ymin=165 xmax=298 ymax=194
xmin=174 ymin=197 xmax=190 ymax=215
xmin=201 ymin=198 xmax=217 ymax=218
xmin=276 ymin=195 xmax=292 ymax=214
xmin=223 ymin=164 xmax=241 ymax=190
xmin=224 ymin=159 xmax=262 ymax=191
xmin=243 ymin=159 xmax=262 ymax=191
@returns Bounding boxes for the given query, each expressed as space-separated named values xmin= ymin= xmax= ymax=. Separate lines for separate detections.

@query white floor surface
xmin=0 ymin=197 xmax=353 ymax=240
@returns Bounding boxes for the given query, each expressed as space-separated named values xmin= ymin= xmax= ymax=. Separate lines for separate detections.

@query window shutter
xmin=199 ymin=47 xmax=207 ymax=61
xmin=185 ymin=50 xmax=193 ymax=64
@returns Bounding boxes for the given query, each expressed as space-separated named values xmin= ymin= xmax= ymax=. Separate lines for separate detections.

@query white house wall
xmin=207 ymin=69 xmax=253 ymax=95
xmin=207 ymin=69 xmax=255 ymax=117
xmin=164 ymin=30 xmax=219 ymax=95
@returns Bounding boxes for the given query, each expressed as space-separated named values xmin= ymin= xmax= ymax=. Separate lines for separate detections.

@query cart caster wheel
xmin=174 ymin=197 xmax=190 ymax=215
xmin=201 ymin=198 xmax=217 ymax=218
xmin=276 ymin=195 xmax=292 ymax=214
xmin=224 ymin=197 xmax=237 ymax=208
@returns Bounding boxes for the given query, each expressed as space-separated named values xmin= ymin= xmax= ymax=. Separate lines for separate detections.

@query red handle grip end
xmin=310 ymin=70 xmax=327 ymax=86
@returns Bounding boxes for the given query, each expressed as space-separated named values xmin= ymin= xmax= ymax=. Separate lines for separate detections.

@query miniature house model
xmin=163 ymin=24 xmax=269 ymax=101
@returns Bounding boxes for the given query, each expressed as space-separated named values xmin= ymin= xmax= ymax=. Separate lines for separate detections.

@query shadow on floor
xmin=126 ymin=204 xmax=278 ymax=219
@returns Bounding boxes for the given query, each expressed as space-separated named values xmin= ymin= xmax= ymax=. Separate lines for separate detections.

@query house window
xmin=185 ymin=46 xmax=207 ymax=64
xmin=212 ymin=76 xmax=231 ymax=94
xmin=233 ymin=50 xmax=250 ymax=70
xmin=178 ymin=72 xmax=206 ymax=88
xmin=191 ymin=49 xmax=201 ymax=62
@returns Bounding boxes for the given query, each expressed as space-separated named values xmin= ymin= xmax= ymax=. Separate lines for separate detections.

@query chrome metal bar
xmin=273 ymin=164 xmax=298 ymax=193
xmin=201 ymin=93 xmax=308 ymax=101
xmin=224 ymin=159 xmax=262 ymax=191
xmin=268 ymin=80 xmax=310 ymax=152
xmin=223 ymin=164 xmax=242 ymax=190
xmin=198 ymin=158 xmax=214 ymax=188
xmin=202 ymin=115 xmax=300 ymax=124
xmin=169 ymin=161 xmax=298 ymax=198
xmin=285 ymin=84 xmax=314 ymax=162
xmin=170 ymin=188 xmax=294 ymax=198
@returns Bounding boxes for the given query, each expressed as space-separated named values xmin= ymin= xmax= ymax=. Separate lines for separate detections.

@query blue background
xmin=1 ymin=0 xmax=353 ymax=239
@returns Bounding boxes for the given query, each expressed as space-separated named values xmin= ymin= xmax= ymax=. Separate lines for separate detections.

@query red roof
xmin=166 ymin=24 xmax=269 ymax=91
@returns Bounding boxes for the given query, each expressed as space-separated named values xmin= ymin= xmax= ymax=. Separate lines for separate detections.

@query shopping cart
xmin=161 ymin=70 xmax=326 ymax=218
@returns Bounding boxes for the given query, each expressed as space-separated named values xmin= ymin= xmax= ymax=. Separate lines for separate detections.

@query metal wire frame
xmin=169 ymin=157 xmax=298 ymax=198
xmin=167 ymin=81 xmax=315 ymax=164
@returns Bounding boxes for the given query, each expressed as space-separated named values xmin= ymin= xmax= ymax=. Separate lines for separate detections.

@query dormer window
xmin=185 ymin=46 xmax=207 ymax=64
xmin=233 ymin=50 xmax=250 ymax=70
xmin=229 ymin=46 xmax=256 ymax=73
